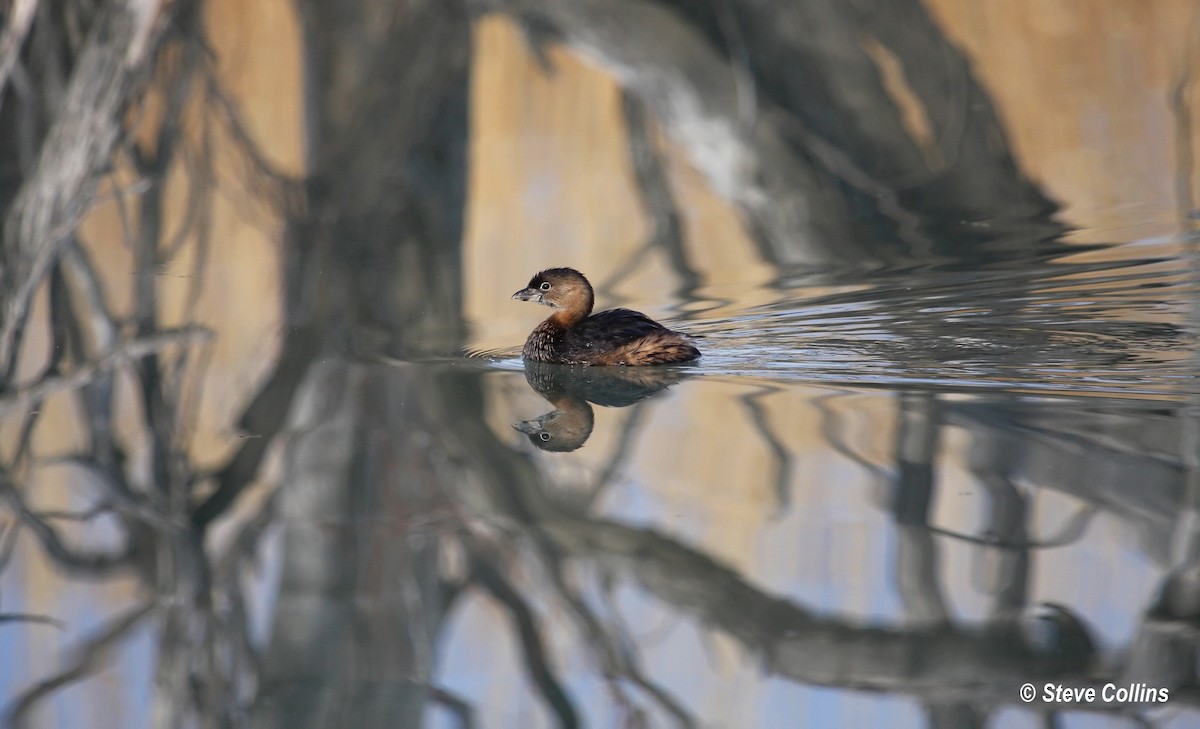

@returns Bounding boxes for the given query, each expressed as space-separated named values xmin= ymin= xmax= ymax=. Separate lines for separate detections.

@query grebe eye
xmin=539 ymin=432 xmax=551 ymax=441
xmin=539 ymin=282 xmax=551 ymax=291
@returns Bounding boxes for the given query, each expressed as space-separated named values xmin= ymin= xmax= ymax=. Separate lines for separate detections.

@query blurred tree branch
xmin=0 ymin=0 xmax=175 ymax=381
xmin=491 ymin=0 xmax=1065 ymax=270
xmin=0 ymin=0 xmax=40 ymax=113
xmin=5 ymin=602 xmax=155 ymax=729
xmin=599 ymin=92 xmax=697 ymax=300
xmin=0 ymin=325 xmax=212 ymax=416
xmin=0 ymin=1 xmax=296 ymax=726
xmin=470 ymin=547 xmax=580 ymax=728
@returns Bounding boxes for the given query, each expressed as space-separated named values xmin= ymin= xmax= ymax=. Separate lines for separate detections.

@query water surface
xmin=438 ymin=233 xmax=1200 ymax=727
xmin=5 ymin=1 xmax=1200 ymax=726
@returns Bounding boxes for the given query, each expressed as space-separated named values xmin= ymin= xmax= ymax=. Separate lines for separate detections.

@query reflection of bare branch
xmin=214 ymin=488 xmax=278 ymax=579
xmin=130 ymin=40 xmax=210 ymax=499
xmin=0 ymin=0 xmax=40 ymax=112
xmin=57 ymin=237 xmax=116 ymax=327
xmin=47 ymin=264 xmax=73 ymax=373
xmin=0 ymin=520 xmax=20 ymax=570
xmin=181 ymin=119 xmax=215 ymax=318
xmin=470 ymin=551 xmax=580 ymax=728
xmin=0 ymin=613 xmax=65 ymax=629
xmin=0 ymin=326 xmax=213 ymax=417
xmin=536 ymin=513 xmax=1133 ymax=708
xmin=600 ymin=92 xmax=698 ymax=299
xmin=1170 ymin=6 xmax=1199 ymax=230
xmin=0 ymin=0 xmax=175 ymax=380
xmin=0 ymin=468 xmax=134 ymax=575
xmin=739 ymin=387 xmax=793 ymax=511
xmin=924 ymin=702 xmax=984 ymax=729
xmin=971 ymin=472 xmax=1031 ymax=615
xmin=0 ymin=3 xmax=300 ymax=726
xmin=9 ymin=404 xmax=42 ymax=471
xmin=813 ymin=392 xmax=891 ymax=484
xmin=428 ymin=685 xmax=476 ymax=729
xmin=32 ymin=505 xmax=110 ymax=522
xmin=201 ymin=71 xmax=304 ymax=217
xmin=546 ymin=558 xmax=696 ymax=727
xmin=191 ymin=329 xmax=321 ymax=530
xmin=60 ymin=241 xmax=124 ymax=476
xmin=5 ymin=601 xmax=154 ymax=729
xmin=0 ymin=217 xmax=80 ymax=384
xmin=890 ymin=391 xmax=950 ymax=625
xmin=776 ymin=111 xmax=938 ymax=258
xmin=206 ymin=492 xmax=277 ymax=704
xmin=496 ymin=0 xmax=871 ymax=267
xmin=584 ymin=402 xmax=649 ymax=508
xmin=928 ymin=504 xmax=1098 ymax=550
xmin=36 ymin=454 xmax=178 ymax=531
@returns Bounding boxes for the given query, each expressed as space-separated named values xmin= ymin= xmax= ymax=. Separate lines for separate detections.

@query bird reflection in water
xmin=513 ymin=361 xmax=691 ymax=452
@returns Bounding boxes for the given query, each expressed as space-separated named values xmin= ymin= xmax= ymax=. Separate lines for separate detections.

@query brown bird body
xmin=512 ymin=268 xmax=700 ymax=366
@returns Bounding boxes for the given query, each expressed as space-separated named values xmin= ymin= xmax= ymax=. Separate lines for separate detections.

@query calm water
xmin=6 ymin=232 xmax=1200 ymax=728
xmin=12 ymin=0 xmax=1200 ymax=725
xmin=434 ymin=235 xmax=1200 ymax=727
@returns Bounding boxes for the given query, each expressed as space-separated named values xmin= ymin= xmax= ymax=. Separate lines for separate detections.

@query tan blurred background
xmin=10 ymin=2 xmax=1200 ymax=723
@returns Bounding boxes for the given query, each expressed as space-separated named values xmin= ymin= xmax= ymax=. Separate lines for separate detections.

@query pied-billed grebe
xmin=512 ymin=268 xmax=700 ymax=365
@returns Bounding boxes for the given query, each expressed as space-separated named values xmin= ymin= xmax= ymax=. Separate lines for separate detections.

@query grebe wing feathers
xmin=567 ymin=308 xmax=673 ymax=345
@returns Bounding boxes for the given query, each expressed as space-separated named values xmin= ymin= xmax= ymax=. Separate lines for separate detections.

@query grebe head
xmin=511 ymin=267 xmax=594 ymax=316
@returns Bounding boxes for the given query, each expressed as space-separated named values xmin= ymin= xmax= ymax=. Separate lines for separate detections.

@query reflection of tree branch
xmin=0 ymin=612 xmax=64 ymax=629
xmin=47 ymin=264 xmax=74 ymax=374
xmin=0 ymin=3 xmax=299 ymax=725
xmin=200 ymin=71 xmax=304 ymax=217
xmin=971 ymin=471 xmax=1031 ymax=615
xmin=37 ymin=455 xmax=177 ymax=532
xmin=813 ymin=392 xmax=891 ymax=485
xmin=774 ymin=111 xmax=939 ymax=259
xmin=191 ymin=328 xmax=321 ymax=530
xmin=213 ymin=488 xmax=278 ymax=579
xmin=181 ymin=120 xmax=215 ymax=317
xmin=739 ymin=387 xmax=793 ymax=511
xmin=31 ymin=506 xmax=110 ymax=522
xmin=427 ymin=685 xmax=476 ymax=729
xmin=890 ymin=391 xmax=950 ymax=625
xmin=5 ymin=601 xmax=154 ymax=729
xmin=951 ymin=403 xmax=1184 ymax=558
xmin=545 ymin=557 xmax=696 ymax=727
xmin=0 ymin=0 xmax=39 ymax=111
xmin=599 ymin=92 xmax=699 ymax=299
xmin=1169 ymin=6 xmax=1199 ymax=229
xmin=0 ymin=468 xmax=134 ymax=575
xmin=0 ymin=326 xmax=213 ymax=418
xmin=129 ymin=36 xmax=208 ymax=497
xmin=924 ymin=702 xmax=984 ymax=729
xmin=497 ymin=0 xmax=862 ymax=267
xmin=470 ymin=551 xmax=580 ymax=728
xmin=60 ymin=240 xmax=124 ymax=478
xmin=535 ymin=513 xmax=1132 ymax=706
xmin=927 ymin=504 xmax=1098 ymax=550
xmin=0 ymin=520 xmax=19 ymax=570
xmin=9 ymin=405 xmax=42 ymax=472
xmin=584 ymin=402 xmax=649 ymax=509
xmin=0 ymin=0 xmax=175 ymax=380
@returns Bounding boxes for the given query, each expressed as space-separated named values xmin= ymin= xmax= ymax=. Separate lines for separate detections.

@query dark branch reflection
xmin=475 ymin=385 xmax=1200 ymax=723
